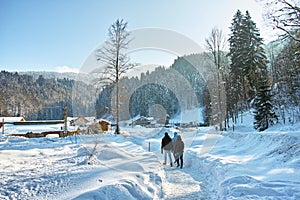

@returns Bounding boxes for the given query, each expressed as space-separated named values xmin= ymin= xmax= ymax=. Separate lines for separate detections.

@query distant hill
xmin=0 ymin=70 xmax=96 ymax=120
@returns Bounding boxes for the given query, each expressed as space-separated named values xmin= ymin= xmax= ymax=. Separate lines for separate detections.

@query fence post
xmin=2 ymin=118 xmax=4 ymax=135
xmin=63 ymin=106 xmax=67 ymax=137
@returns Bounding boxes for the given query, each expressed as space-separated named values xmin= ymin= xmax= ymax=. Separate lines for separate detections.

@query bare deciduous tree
xmin=96 ymin=19 xmax=136 ymax=134
xmin=205 ymin=27 xmax=228 ymax=130
xmin=262 ymin=0 xmax=300 ymax=42
xmin=205 ymin=27 xmax=227 ymax=70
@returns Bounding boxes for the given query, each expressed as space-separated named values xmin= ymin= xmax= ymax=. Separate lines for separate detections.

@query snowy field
xmin=0 ymin=115 xmax=300 ymax=199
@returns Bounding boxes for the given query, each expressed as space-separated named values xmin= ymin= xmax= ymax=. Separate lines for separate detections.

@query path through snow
xmin=144 ymin=127 xmax=212 ymax=200
xmin=162 ymin=167 xmax=203 ymax=199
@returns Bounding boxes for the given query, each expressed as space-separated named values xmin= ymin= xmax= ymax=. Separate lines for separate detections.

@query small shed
xmin=99 ymin=119 xmax=111 ymax=132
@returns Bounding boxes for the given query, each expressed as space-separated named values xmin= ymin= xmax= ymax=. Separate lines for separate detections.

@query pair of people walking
xmin=161 ymin=132 xmax=184 ymax=168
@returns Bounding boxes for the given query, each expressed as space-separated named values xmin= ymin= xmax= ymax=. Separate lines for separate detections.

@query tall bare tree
xmin=205 ymin=27 xmax=228 ymax=130
xmin=205 ymin=27 xmax=227 ymax=70
xmin=96 ymin=19 xmax=135 ymax=134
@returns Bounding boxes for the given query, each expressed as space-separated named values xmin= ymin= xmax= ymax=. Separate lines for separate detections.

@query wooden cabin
xmin=99 ymin=119 xmax=111 ymax=132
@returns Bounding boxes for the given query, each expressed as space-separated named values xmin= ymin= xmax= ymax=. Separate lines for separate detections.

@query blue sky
xmin=0 ymin=0 xmax=269 ymax=72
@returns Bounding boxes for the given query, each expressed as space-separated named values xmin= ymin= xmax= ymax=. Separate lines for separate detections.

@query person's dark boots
xmin=170 ymin=163 xmax=173 ymax=167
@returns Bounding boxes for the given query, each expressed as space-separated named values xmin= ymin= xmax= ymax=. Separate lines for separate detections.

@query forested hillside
xmin=0 ymin=71 xmax=95 ymax=120
xmin=95 ymin=54 xmax=211 ymax=124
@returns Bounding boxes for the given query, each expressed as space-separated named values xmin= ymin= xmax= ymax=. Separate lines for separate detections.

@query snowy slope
xmin=0 ymin=116 xmax=299 ymax=199
xmin=186 ymin=130 xmax=300 ymax=199
xmin=0 ymin=133 xmax=163 ymax=200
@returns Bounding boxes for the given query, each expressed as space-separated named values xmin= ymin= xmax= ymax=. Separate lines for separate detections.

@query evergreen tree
xmin=241 ymin=11 xmax=269 ymax=99
xmin=227 ymin=10 xmax=270 ymax=125
xmin=253 ymin=78 xmax=278 ymax=131
xmin=227 ymin=10 xmax=245 ymax=120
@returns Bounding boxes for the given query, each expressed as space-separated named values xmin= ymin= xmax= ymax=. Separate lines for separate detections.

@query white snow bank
xmin=73 ymin=179 xmax=154 ymax=200
xmin=183 ymin=127 xmax=300 ymax=199
xmin=0 ymin=134 xmax=164 ymax=200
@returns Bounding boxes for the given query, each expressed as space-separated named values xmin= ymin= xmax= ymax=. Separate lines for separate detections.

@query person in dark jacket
xmin=173 ymin=135 xmax=184 ymax=168
xmin=161 ymin=132 xmax=173 ymax=167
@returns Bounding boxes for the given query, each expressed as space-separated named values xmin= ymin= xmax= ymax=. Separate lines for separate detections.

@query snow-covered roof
xmin=0 ymin=117 xmax=25 ymax=123
xmin=3 ymin=123 xmax=77 ymax=135
xmin=133 ymin=116 xmax=154 ymax=122
xmin=73 ymin=116 xmax=89 ymax=123
xmin=99 ymin=119 xmax=111 ymax=124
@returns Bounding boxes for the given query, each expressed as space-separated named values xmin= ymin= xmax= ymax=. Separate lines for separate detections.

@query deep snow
xmin=0 ymin=114 xmax=300 ymax=199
